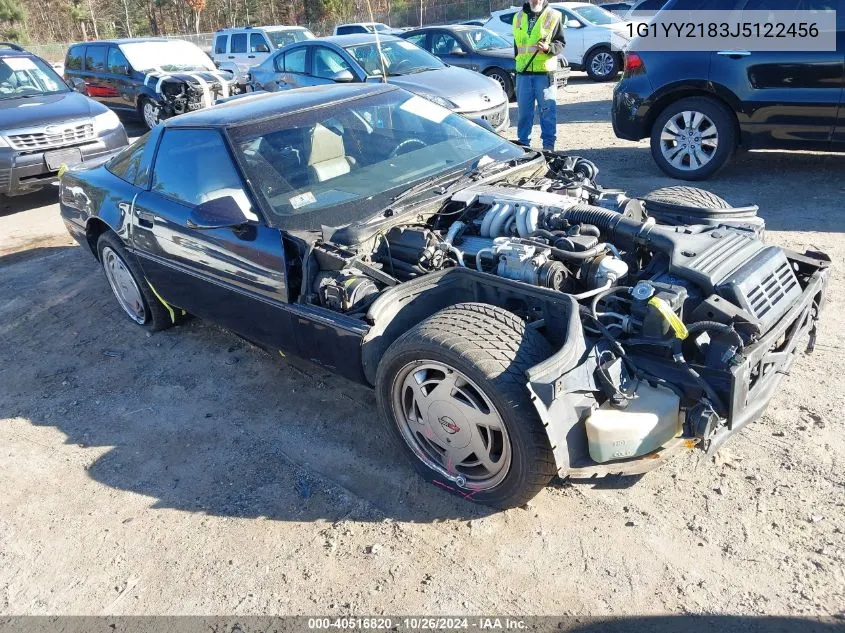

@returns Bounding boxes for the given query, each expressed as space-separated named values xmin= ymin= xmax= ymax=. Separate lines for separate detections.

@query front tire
xmin=375 ymin=303 xmax=556 ymax=509
xmin=650 ymin=96 xmax=736 ymax=181
xmin=139 ymin=96 xmax=161 ymax=130
xmin=97 ymin=232 xmax=173 ymax=331
xmin=485 ymin=68 xmax=514 ymax=100
xmin=585 ymin=47 xmax=619 ymax=81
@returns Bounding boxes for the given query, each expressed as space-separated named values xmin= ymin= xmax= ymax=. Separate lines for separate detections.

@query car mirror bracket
xmin=186 ymin=196 xmax=249 ymax=230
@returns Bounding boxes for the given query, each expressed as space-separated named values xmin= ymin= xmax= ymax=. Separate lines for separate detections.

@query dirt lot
xmin=1 ymin=78 xmax=844 ymax=617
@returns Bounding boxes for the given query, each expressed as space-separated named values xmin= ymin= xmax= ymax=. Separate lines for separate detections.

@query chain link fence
xmin=27 ymin=0 xmax=601 ymax=62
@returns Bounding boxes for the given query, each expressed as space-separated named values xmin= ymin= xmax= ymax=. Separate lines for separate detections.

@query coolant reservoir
xmin=585 ymin=383 xmax=682 ymax=463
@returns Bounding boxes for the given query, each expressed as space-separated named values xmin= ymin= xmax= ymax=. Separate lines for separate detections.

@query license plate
xmin=44 ymin=148 xmax=82 ymax=171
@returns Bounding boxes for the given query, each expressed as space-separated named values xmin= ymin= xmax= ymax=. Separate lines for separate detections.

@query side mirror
xmin=186 ymin=196 xmax=248 ymax=230
xmin=332 ymin=69 xmax=355 ymax=83
xmin=256 ymin=44 xmax=271 ymax=53
xmin=450 ymin=47 xmax=466 ymax=56
xmin=565 ymin=19 xmax=583 ymax=28
xmin=69 ymin=77 xmax=85 ymax=92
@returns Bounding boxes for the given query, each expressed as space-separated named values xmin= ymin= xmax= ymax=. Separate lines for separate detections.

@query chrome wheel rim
xmin=591 ymin=51 xmax=615 ymax=77
xmin=659 ymin=110 xmax=719 ymax=171
xmin=391 ymin=360 xmax=512 ymax=490
xmin=101 ymin=246 xmax=146 ymax=324
xmin=142 ymin=101 xmax=159 ymax=129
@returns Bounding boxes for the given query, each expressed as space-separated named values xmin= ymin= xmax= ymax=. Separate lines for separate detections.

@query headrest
xmin=307 ymin=123 xmax=346 ymax=166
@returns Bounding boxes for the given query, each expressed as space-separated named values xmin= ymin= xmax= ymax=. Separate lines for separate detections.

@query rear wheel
xmin=97 ymin=232 xmax=173 ymax=331
xmin=485 ymin=68 xmax=514 ymax=100
xmin=375 ymin=303 xmax=556 ymax=509
xmin=650 ymin=96 xmax=736 ymax=181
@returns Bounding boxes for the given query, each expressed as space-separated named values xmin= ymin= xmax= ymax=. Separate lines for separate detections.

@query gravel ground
xmin=1 ymin=77 xmax=843 ymax=617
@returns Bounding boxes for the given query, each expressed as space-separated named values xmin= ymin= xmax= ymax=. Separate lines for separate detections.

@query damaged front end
xmin=155 ymin=75 xmax=240 ymax=118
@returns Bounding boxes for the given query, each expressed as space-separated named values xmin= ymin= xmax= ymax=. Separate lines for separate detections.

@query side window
xmin=404 ymin=33 xmax=428 ymax=49
xmin=431 ymin=33 xmax=460 ymax=55
xmin=107 ymin=133 xmax=150 ymax=186
xmin=313 ymin=47 xmax=352 ymax=79
xmin=66 ymin=45 xmax=84 ymax=71
xmin=284 ymin=47 xmax=307 ymax=73
xmin=250 ymin=33 xmax=270 ymax=53
xmin=151 ymin=129 xmax=253 ymax=217
xmin=85 ymin=46 xmax=106 ymax=72
xmin=230 ymin=33 xmax=248 ymax=54
xmin=499 ymin=12 xmax=516 ymax=24
xmin=107 ymin=47 xmax=129 ymax=74
xmin=214 ymin=34 xmax=228 ymax=55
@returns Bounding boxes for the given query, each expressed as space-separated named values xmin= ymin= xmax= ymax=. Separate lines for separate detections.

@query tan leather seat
xmin=307 ymin=123 xmax=355 ymax=183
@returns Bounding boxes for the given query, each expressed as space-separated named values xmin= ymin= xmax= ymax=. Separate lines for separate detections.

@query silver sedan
xmin=247 ymin=34 xmax=510 ymax=132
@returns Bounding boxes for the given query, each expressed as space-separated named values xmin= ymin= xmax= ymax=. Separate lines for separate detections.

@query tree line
xmin=1 ymin=0 xmax=511 ymax=44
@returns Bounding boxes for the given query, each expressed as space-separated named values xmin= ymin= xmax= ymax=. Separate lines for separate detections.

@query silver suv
xmin=212 ymin=26 xmax=315 ymax=84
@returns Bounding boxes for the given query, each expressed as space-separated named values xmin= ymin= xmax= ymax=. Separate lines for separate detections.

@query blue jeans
xmin=516 ymin=73 xmax=557 ymax=150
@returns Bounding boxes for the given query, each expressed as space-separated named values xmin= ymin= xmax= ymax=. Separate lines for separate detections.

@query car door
xmin=830 ymin=9 xmax=845 ymax=145
xmin=430 ymin=31 xmax=474 ymax=70
xmin=228 ymin=32 xmax=251 ymax=75
xmin=272 ymin=45 xmax=312 ymax=89
xmin=212 ymin=33 xmax=228 ymax=67
xmin=81 ymin=45 xmax=111 ymax=100
xmin=709 ymin=0 xmax=843 ymax=150
xmin=104 ymin=46 xmax=134 ymax=111
xmin=558 ymin=8 xmax=589 ymax=67
xmin=130 ymin=126 xmax=298 ymax=349
xmin=248 ymin=32 xmax=272 ymax=67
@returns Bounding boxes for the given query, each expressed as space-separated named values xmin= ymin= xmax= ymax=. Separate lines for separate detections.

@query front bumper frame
xmin=0 ymin=127 xmax=128 ymax=196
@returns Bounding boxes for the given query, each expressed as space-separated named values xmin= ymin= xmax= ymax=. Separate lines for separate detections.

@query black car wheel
xmin=97 ymin=232 xmax=174 ymax=331
xmin=375 ymin=303 xmax=556 ymax=509
xmin=650 ymin=96 xmax=737 ymax=181
xmin=485 ymin=68 xmax=514 ymax=100
xmin=585 ymin=48 xmax=619 ymax=81
xmin=139 ymin=96 xmax=161 ymax=130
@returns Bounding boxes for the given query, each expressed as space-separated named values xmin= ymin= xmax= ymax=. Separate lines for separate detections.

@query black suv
xmin=64 ymin=38 xmax=238 ymax=131
xmin=612 ymin=0 xmax=843 ymax=180
xmin=0 ymin=43 xmax=128 ymax=197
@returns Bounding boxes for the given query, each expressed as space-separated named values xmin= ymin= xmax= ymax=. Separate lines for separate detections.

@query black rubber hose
xmin=686 ymin=320 xmax=745 ymax=350
xmin=518 ymin=236 xmax=608 ymax=261
xmin=671 ymin=339 xmax=727 ymax=416
xmin=578 ymin=224 xmax=601 ymax=237
xmin=548 ymin=204 xmax=675 ymax=253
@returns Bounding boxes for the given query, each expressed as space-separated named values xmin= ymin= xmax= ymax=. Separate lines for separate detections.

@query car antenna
xmin=365 ymin=0 xmax=389 ymax=82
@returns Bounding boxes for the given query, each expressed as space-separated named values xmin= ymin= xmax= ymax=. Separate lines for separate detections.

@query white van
xmin=212 ymin=26 xmax=315 ymax=83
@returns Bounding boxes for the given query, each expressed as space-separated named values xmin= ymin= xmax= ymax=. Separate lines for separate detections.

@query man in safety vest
xmin=513 ymin=0 xmax=566 ymax=150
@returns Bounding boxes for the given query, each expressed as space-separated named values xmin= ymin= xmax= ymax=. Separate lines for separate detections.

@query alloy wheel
xmin=391 ymin=360 xmax=512 ymax=490
xmin=659 ymin=110 xmax=719 ymax=171
xmin=142 ymin=101 xmax=159 ymax=129
xmin=590 ymin=51 xmax=615 ymax=77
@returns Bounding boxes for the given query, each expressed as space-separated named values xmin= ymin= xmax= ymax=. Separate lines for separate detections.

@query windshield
xmin=344 ymin=40 xmax=444 ymax=77
xmin=463 ymin=28 xmax=511 ymax=51
xmin=372 ymin=24 xmax=390 ymax=32
xmin=0 ymin=56 xmax=67 ymax=100
xmin=267 ymin=28 xmax=315 ymax=48
xmin=229 ymin=89 xmax=528 ymax=231
xmin=571 ymin=5 xmax=623 ymax=24
xmin=119 ymin=40 xmax=216 ymax=73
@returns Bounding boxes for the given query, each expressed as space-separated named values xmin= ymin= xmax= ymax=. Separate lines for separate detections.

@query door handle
xmin=717 ymin=50 xmax=751 ymax=57
xmin=136 ymin=209 xmax=155 ymax=228
xmin=248 ymin=55 xmax=256 ymax=59
xmin=228 ymin=55 xmax=235 ymax=59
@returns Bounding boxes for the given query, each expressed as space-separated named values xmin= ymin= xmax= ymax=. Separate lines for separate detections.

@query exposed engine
xmin=303 ymin=152 xmax=827 ymax=461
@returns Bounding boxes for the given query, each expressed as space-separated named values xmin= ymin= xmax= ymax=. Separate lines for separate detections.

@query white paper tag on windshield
xmin=400 ymin=95 xmax=449 ymax=124
xmin=4 ymin=57 xmax=38 ymax=71
xmin=289 ymin=191 xmax=316 ymax=209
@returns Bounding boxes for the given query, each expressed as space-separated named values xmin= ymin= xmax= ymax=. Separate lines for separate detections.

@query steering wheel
xmin=390 ymin=58 xmax=414 ymax=73
xmin=389 ymin=138 xmax=427 ymax=158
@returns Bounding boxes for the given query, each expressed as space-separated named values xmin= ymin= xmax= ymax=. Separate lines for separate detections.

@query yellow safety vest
xmin=513 ymin=7 xmax=561 ymax=74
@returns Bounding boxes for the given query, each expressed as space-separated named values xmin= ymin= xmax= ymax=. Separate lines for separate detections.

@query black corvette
xmin=59 ymin=84 xmax=829 ymax=508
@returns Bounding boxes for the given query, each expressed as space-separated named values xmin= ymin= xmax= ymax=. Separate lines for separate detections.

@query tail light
xmin=624 ymin=51 xmax=645 ymax=76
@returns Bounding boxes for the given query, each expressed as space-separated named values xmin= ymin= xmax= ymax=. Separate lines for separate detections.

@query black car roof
xmin=165 ymin=83 xmax=398 ymax=128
